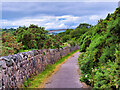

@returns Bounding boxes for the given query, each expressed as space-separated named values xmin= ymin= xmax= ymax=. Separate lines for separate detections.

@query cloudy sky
xmin=1 ymin=1 xmax=119 ymax=30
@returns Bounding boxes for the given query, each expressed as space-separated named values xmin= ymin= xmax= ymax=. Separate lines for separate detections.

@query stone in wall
xmin=0 ymin=46 xmax=80 ymax=88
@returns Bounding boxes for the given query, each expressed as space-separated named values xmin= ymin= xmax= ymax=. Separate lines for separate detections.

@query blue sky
xmin=1 ymin=1 xmax=118 ymax=30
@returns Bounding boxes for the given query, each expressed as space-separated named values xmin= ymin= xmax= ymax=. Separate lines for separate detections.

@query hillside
xmin=78 ymin=7 xmax=120 ymax=88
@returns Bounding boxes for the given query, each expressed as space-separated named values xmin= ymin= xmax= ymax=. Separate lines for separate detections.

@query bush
xmin=78 ymin=8 xmax=120 ymax=89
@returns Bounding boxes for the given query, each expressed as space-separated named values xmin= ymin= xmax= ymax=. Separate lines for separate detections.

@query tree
xmin=15 ymin=24 xmax=48 ymax=49
xmin=77 ymin=23 xmax=92 ymax=29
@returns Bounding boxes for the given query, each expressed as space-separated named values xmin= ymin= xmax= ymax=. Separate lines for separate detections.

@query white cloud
xmin=89 ymin=15 xmax=102 ymax=20
xmin=1 ymin=15 xmax=82 ymax=29
xmin=2 ymin=14 xmax=108 ymax=29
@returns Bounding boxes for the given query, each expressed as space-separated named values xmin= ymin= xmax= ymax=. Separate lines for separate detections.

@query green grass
xmin=60 ymin=42 xmax=69 ymax=48
xmin=23 ymin=50 xmax=79 ymax=88
xmin=19 ymin=49 xmax=38 ymax=53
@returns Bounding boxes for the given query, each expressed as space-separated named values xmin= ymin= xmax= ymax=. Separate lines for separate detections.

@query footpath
xmin=45 ymin=51 xmax=83 ymax=88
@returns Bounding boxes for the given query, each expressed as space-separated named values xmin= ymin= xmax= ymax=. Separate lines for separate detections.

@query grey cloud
xmin=2 ymin=2 xmax=117 ymax=20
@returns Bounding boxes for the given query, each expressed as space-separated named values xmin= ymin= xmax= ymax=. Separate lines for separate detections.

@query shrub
xmin=78 ymin=8 xmax=120 ymax=89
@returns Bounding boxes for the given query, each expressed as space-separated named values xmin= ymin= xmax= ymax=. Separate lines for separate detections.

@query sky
xmin=1 ymin=1 xmax=119 ymax=30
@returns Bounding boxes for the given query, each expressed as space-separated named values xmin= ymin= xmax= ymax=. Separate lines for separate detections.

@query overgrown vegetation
xmin=57 ymin=23 xmax=92 ymax=47
xmin=1 ymin=23 xmax=91 ymax=56
xmin=1 ymin=30 xmax=23 ymax=56
xmin=78 ymin=8 xmax=120 ymax=88
xmin=1 ymin=25 xmax=63 ymax=56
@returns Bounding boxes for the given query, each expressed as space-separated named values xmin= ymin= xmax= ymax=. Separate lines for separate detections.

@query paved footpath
xmin=45 ymin=51 xmax=83 ymax=88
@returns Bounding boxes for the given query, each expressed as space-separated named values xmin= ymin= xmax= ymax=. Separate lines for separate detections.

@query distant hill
xmin=49 ymin=29 xmax=67 ymax=31
xmin=1 ymin=28 xmax=16 ymax=32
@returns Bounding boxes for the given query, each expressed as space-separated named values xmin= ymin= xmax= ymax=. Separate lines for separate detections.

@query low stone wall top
xmin=0 ymin=45 xmax=80 ymax=88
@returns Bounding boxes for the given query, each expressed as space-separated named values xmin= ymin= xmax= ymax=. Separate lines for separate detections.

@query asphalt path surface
xmin=45 ymin=51 xmax=83 ymax=88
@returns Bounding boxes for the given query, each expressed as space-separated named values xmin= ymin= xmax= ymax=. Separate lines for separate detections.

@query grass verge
xmin=19 ymin=49 xmax=38 ymax=53
xmin=23 ymin=50 xmax=79 ymax=88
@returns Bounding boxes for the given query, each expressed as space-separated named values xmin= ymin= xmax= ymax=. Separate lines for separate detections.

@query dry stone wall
xmin=0 ymin=46 xmax=80 ymax=88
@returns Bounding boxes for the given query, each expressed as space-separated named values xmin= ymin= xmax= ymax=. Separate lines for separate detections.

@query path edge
xmin=38 ymin=50 xmax=79 ymax=88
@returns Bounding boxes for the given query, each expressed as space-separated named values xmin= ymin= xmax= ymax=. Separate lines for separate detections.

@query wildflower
xmin=85 ymin=75 xmax=88 ymax=77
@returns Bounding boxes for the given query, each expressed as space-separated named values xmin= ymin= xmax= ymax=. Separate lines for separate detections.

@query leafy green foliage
xmin=44 ymin=35 xmax=63 ymax=49
xmin=14 ymin=25 xmax=48 ymax=49
xmin=1 ymin=24 xmax=64 ymax=56
xmin=70 ymin=23 xmax=92 ymax=39
xmin=14 ymin=24 xmax=63 ymax=50
xmin=77 ymin=23 xmax=92 ymax=29
xmin=1 ymin=31 xmax=23 ymax=56
xmin=78 ymin=8 xmax=120 ymax=88
xmin=57 ymin=29 xmax=73 ymax=43
xmin=57 ymin=23 xmax=92 ymax=46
